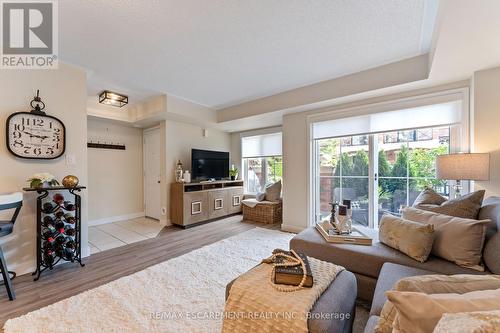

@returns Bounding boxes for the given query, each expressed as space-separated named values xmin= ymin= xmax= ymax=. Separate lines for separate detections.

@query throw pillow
xmin=378 ymin=214 xmax=434 ymax=263
xmin=413 ymin=187 xmax=447 ymax=206
xmin=255 ymin=192 xmax=266 ymax=202
xmin=265 ymin=180 xmax=281 ymax=202
xmin=386 ymin=288 xmax=500 ymax=333
xmin=433 ymin=310 xmax=500 ymax=333
xmin=412 ymin=187 xmax=485 ymax=219
xmin=375 ymin=274 xmax=500 ymax=333
xmin=402 ymin=207 xmax=490 ymax=271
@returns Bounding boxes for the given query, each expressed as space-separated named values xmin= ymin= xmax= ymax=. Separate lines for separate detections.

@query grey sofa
xmin=291 ymin=197 xmax=500 ymax=332
xmin=291 ymin=197 xmax=500 ymax=302
xmin=362 ymin=263 xmax=434 ymax=333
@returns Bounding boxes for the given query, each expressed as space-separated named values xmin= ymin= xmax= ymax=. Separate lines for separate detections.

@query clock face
xmin=6 ymin=112 xmax=65 ymax=159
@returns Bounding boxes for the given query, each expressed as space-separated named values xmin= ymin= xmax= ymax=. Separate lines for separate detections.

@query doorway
xmin=143 ymin=127 xmax=161 ymax=220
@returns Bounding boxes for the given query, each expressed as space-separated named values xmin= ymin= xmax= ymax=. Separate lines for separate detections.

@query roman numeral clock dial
xmin=6 ymin=91 xmax=66 ymax=159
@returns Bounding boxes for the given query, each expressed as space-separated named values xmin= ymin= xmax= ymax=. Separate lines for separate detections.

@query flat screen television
xmin=191 ymin=149 xmax=230 ymax=181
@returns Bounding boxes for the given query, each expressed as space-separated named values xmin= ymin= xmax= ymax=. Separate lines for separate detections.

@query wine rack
xmin=23 ymin=186 xmax=86 ymax=281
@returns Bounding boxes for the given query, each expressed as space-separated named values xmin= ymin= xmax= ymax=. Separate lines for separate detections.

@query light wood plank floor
xmin=0 ymin=215 xmax=283 ymax=328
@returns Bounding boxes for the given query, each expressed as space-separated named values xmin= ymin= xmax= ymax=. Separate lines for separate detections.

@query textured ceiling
xmin=60 ymin=0 xmax=437 ymax=108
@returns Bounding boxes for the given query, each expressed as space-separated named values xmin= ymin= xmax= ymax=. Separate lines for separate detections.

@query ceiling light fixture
xmin=99 ymin=90 xmax=128 ymax=107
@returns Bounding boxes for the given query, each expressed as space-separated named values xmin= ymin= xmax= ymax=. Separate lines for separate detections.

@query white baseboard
xmin=280 ymin=224 xmax=306 ymax=233
xmin=88 ymin=212 xmax=145 ymax=227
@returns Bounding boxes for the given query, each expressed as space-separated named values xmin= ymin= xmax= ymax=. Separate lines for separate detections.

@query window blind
xmin=242 ymin=132 xmax=282 ymax=158
xmin=312 ymin=100 xmax=462 ymax=140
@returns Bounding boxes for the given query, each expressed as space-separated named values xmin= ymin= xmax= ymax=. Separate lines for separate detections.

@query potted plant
xmin=229 ymin=166 xmax=239 ymax=181
xmin=27 ymin=173 xmax=59 ymax=188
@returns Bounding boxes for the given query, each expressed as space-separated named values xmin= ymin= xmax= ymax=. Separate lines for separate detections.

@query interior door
xmin=144 ymin=128 xmax=161 ymax=220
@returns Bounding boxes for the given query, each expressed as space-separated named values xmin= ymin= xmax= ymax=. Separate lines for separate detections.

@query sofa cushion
xmin=413 ymin=188 xmax=485 ymax=219
xmin=402 ymin=207 xmax=490 ymax=271
xmin=264 ymin=180 xmax=281 ymax=202
xmin=387 ymin=288 xmax=500 ymax=333
xmin=363 ymin=316 xmax=380 ymax=333
xmin=370 ymin=263 xmax=433 ymax=317
xmin=379 ymin=214 xmax=435 ymax=263
xmin=290 ymin=227 xmax=487 ymax=281
xmin=478 ymin=197 xmax=500 ymax=274
xmin=434 ymin=310 xmax=500 ymax=333
xmin=413 ymin=187 xmax=447 ymax=206
xmin=376 ymin=274 xmax=500 ymax=333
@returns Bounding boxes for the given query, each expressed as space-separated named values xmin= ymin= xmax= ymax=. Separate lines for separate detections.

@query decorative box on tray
xmin=316 ymin=220 xmax=372 ymax=246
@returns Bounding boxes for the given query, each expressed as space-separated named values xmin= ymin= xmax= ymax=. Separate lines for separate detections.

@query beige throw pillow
xmin=264 ymin=181 xmax=281 ymax=202
xmin=379 ymin=214 xmax=434 ymax=263
xmin=412 ymin=188 xmax=485 ymax=219
xmin=413 ymin=187 xmax=447 ymax=206
xmin=433 ymin=310 xmax=500 ymax=333
xmin=375 ymin=274 xmax=500 ymax=333
xmin=402 ymin=207 xmax=490 ymax=271
xmin=386 ymin=288 xmax=500 ymax=333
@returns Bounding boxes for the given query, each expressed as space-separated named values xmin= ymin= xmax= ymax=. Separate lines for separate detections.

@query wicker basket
xmin=242 ymin=201 xmax=282 ymax=224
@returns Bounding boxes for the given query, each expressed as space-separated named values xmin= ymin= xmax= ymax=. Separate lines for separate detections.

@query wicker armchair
xmin=242 ymin=199 xmax=282 ymax=224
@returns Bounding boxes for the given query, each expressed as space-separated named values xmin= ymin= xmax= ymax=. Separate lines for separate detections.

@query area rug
xmin=4 ymin=228 xmax=294 ymax=333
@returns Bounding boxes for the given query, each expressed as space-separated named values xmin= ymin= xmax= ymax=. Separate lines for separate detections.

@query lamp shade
xmin=436 ymin=153 xmax=490 ymax=181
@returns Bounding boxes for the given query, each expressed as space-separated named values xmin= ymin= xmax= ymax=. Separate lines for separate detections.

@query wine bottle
xmin=64 ymin=246 xmax=75 ymax=262
xmin=64 ymin=225 xmax=76 ymax=237
xmin=42 ymin=202 xmax=58 ymax=214
xmin=64 ymin=213 xmax=76 ymax=224
xmin=53 ymin=235 xmax=66 ymax=248
xmin=65 ymin=239 xmax=76 ymax=250
xmin=55 ymin=210 xmax=64 ymax=219
xmin=53 ymin=193 xmax=65 ymax=205
xmin=43 ymin=244 xmax=56 ymax=266
xmin=42 ymin=228 xmax=56 ymax=243
xmin=55 ymin=220 xmax=65 ymax=234
xmin=62 ymin=201 xmax=76 ymax=211
xmin=42 ymin=215 xmax=56 ymax=228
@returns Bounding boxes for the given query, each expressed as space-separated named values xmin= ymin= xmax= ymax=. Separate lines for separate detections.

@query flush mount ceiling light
xmin=98 ymin=90 xmax=128 ymax=107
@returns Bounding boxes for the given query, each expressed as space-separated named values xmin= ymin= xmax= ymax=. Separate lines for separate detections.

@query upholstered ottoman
xmin=225 ymin=269 xmax=357 ymax=333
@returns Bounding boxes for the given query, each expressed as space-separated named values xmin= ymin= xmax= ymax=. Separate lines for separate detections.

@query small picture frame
xmin=214 ymin=198 xmax=223 ymax=210
xmin=232 ymin=195 xmax=241 ymax=206
xmin=191 ymin=201 xmax=202 ymax=215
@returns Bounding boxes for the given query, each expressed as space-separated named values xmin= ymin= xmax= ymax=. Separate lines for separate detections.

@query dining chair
xmin=0 ymin=192 xmax=23 ymax=300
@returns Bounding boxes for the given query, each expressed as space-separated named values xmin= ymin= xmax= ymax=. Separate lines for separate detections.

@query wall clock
xmin=6 ymin=91 xmax=66 ymax=160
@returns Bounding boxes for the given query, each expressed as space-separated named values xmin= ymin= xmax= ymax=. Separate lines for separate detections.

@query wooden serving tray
xmin=315 ymin=221 xmax=372 ymax=246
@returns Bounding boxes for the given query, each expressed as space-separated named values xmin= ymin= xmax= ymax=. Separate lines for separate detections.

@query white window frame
xmin=239 ymin=127 xmax=283 ymax=194
xmin=307 ymin=87 xmax=470 ymax=228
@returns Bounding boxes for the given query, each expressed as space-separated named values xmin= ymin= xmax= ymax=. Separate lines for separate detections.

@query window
xmin=315 ymin=126 xmax=450 ymax=227
xmin=311 ymin=96 xmax=467 ymax=228
xmin=241 ymin=132 xmax=282 ymax=193
xmin=243 ymin=156 xmax=282 ymax=193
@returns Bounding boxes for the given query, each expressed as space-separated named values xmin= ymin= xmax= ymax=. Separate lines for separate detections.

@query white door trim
xmin=143 ymin=126 xmax=161 ymax=220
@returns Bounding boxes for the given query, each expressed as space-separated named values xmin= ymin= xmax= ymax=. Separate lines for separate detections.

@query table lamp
xmin=436 ymin=153 xmax=490 ymax=198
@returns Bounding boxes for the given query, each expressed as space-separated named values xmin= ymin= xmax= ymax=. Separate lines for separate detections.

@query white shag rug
xmin=4 ymin=228 xmax=294 ymax=333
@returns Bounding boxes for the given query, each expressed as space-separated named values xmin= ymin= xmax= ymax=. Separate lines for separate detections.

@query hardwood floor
xmin=0 ymin=215 xmax=284 ymax=328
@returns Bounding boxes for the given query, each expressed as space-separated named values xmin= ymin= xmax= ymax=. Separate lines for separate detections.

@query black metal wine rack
xmin=24 ymin=186 xmax=86 ymax=281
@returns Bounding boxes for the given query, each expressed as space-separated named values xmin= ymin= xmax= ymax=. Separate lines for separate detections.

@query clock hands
xmin=22 ymin=131 xmax=50 ymax=141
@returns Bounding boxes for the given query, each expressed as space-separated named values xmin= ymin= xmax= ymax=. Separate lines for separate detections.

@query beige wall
xmin=87 ymin=119 xmax=144 ymax=223
xmin=0 ymin=63 xmax=88 ymax=275
xmin=473 ymin=66 xmax=500 ymax=196
xmin=159 ymin=120 xmax=231 ymax=224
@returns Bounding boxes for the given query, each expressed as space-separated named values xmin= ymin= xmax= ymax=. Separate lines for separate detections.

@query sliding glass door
xmin=314 ymin=125 xmax=450 ymax=228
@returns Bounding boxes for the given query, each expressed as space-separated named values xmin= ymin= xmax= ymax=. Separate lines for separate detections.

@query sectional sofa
xmin=290 ymin=196 xmax=500 ymax=332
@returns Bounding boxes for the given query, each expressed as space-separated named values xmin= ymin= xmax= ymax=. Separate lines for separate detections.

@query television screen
xmin=191 ymin=149 xmax=229 ymax=181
